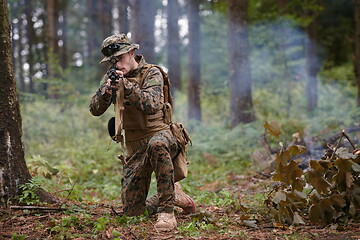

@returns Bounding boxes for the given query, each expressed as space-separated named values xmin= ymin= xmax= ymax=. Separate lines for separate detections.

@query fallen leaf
xmin=273 ymin=222 xmax=287 ymax=229
xmin=273 ymin=191 xmax=286 ymax=204
xmin=242 ymin=220 xmax=258 ymax=228
xmin=264 ymin=121 xmax=282 ymax=138
xmin=292 ymin=212 xmax=305 ymax=225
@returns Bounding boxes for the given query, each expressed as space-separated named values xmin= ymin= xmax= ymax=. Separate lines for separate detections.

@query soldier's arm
xmin=89 ymin=75 xmax=112 ymax=116
xmin=124 ymin=67 xmax=163 ymax=114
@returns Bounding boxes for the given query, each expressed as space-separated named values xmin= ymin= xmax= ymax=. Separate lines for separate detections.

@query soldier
xmin=89 ymin=34 xmax=195 ymax=231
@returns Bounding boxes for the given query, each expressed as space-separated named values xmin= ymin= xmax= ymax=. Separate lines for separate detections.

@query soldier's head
xmin=100 ymin=34 xmax=140 ymax=74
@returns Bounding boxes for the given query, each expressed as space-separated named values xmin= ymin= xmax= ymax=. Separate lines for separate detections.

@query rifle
xmin=107 ymin=57 xmax=121 ymax=104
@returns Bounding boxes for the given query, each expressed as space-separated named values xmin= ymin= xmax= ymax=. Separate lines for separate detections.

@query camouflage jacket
xmin=89 ymin=55 xmax=168 ymax=141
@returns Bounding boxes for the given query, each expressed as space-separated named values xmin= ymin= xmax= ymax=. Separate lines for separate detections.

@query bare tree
xmin=46 ymin=0 xmax=59 ymax=55
xmin=16 ymin=4 xmax=25 ymax=92
xmin=187 ymin=0 xmax=202 ymax=122
xmin=355 ymin=0 xmax=360 ymax=107
xmin=25 ymin=0 xmax=35 ymax=92
xmin=0 ymin=0 xmax=54 ymax=205
xmin=129 ymin=0 xmax=156 ymax=62
xmin=118 ymin=0 xmax=129 ymax=34
xmin=228 ymin=0 xmax=255 ymax=126
xmin=86 ymin=0 xmax=97 ymax=62
xmin=59 ymin=0 xmax=68 ymax=69
xmin=277 ymin=0 xmax=293 ymax=118
xmin=305 ymin=20 xmax=319 ymax=112
xmin=167 ymin=0 xmax=182 ymax=91
xmin=46 ymin=0 xmax=59 ymax=78
xmin=98 ymin=0 xmax=113 ymax=40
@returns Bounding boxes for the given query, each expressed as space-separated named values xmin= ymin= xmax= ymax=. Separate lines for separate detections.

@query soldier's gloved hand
xmin=104 ymin=70 xmax=124 ymax=95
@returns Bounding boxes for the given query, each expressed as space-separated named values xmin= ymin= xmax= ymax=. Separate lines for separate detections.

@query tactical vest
xmin=122 ymin=64 xmax=172 ymax=130
xmin=113 ymin=64 xmax=173 ymax=138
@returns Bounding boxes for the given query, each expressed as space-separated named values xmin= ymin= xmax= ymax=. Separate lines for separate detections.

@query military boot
xmin=154 ymin=212 xmax=177 ymax=231
xmin=174 ymin=182 xmax=196 ymax=214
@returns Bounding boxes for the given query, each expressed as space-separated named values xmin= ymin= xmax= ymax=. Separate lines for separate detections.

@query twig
xmin=322 ymin=126 xmax=360 ymax=147
xmin=110 ymin=206 xmax=123 ymax=216
xmin=262 ymin=130 xmax=273 ymax=154
xmin=162 ymin=236 xmax=176 ymax=240
xmin=247 ymin=224 xmax=278 ymax=231
xmin=307 ymin=187 xmax=315 ymax=196
xmin=341 ymin=129 xmax=356 ymax=150
xmin=10 ymin=206 xmax=68 ymax=211
xmin=1 ymin=234 xmax=13 ymax=239
xmin=53 ymin=188 xmax=72 ymax=193
xmin=61 ymin=175 xmax=80 ymax=204
xmin=9 ymin=205 xmax=90 ymax=214
xmin=329 ymin=135 xmax=344 ymax=160
xmin=257 ymin=171 xmax=271 ymax=178
xmin=0 ymin=208 xmax=10 ymax=215
xmin=129 ymin=227 xmax=139 ymax=240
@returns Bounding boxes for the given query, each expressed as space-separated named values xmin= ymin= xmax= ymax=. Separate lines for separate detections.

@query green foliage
xmin=47 ymin=214 xmax=88 ymax=239
xmin=320 ymin=62 xmax=355 ymax=84
xmin=11 ymin=234 xmax=28 ymax=240
xmin=177 ymin=196 xmax=256 ymax=238
xmin=195 ymin=190 xmax=234 ymax=207
xmin=18 ymin=177 xmax=42 ymax=205
xmin=92 ymin=213 xmax=149 ymax=234
xmin=45 ymin=210 xmax=149 ymax=239
xmin=265 ymin=122 xmax=360 ymax=226
xmin=27 ymin=155 xmax=58 ymax=178
xmin=249 ymin=0 xmax=324 ymax=26
xmin=22 ymin=98 xmax=123 ymax=202
xmin=178 ymin=219 xmax=217 ymax=238
xmin=92 ymin=215 xmax=111 ymax=233
xmin=316 ymin=0 xmax=354 ymax=66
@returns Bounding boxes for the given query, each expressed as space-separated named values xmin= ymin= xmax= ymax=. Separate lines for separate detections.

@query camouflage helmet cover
xmin=100 ymin=34 xmax=140 ymax=64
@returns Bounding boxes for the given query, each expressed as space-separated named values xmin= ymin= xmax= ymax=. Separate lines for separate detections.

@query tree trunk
xmin=305 ymin=20 xmax=319 ymax=112
xmin=0 ymin=0 xmax=30 ymax=205
xmin=86 ymin=0 xmax=94 ymax=59
xmin=129 ymin=0 xmax=156 ymax=62
xmin=59 ymin=0 xmax=68 ymax=69
xmin=17 ymin=13 xmax=25 ymax=92
xmin=10 ymin=2 xmax=18 ymax=88
xmin=167 ymin=0 xmax=181 ymax=91
xmin=10 ymin=19 xmax=16 ymax=77
xmin=118 ymin=0 xmax=129 ymax=34
xmin=228 ymin=0 xmax=255 ymax=127
xmin=0 ymin=0 xmax=56 ymax=205
xmin=46 ymin=0 xmax=59 ymax=78
xmin=277 ymin=0 xmax=293 ymax=118
xmin=355 ymin=0 xmax=360 ymax=107
xmin=46 ymin=0 xmax=59 ymax=54
xmin=99 ymin=0 xmax=112 ymax=40
xmin=25 ymin=0 xmax=35 ymax=92
xmin=187 ymin=0 xmax=202 ymax=122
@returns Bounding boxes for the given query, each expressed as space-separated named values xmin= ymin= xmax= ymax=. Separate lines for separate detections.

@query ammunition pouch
xmin=170 ymin=122 xmax=192 ymax=182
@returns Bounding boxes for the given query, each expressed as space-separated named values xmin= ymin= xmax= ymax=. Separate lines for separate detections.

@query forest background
xmin=2 ymin=0 xmax=360 ymax=239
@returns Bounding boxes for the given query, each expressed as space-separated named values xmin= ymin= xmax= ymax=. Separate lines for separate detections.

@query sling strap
xmin=114 ymin=80 xmax=126 ymax=163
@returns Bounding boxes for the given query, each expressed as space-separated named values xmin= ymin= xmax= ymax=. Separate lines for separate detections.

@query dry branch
xmin=322 ymin=126 xmax=360 ymax=147
xmin=10 ymin=205 xmax=68 ymax=211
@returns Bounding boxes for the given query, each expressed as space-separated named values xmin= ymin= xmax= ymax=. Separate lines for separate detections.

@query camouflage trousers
xmin=121 ymin=129 xmax=179 ymax=216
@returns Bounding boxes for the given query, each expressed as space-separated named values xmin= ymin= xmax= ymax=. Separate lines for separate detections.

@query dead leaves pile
xmin=264 ymin=121 xmax=360 ymax=228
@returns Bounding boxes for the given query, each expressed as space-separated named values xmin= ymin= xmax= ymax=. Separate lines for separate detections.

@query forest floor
xmin=1 ymin=173 xmax=360 ymax=240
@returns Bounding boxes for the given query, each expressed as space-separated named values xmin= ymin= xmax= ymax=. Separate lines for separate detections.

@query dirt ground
xmin=1 ymin=209 xmax=359 ymax=239
xmin=1 ymin=174 xmax=360 ymax=240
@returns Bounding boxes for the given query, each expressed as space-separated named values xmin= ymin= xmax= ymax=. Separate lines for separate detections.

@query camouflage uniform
xmin=89 ymin=54 xmax=179 ymax=216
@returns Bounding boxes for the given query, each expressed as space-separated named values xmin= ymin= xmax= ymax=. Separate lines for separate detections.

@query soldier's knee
xmin=147 ymin=139 xmax=167 ymax=153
